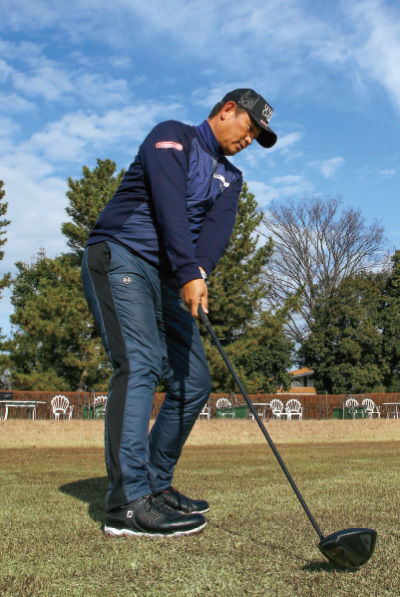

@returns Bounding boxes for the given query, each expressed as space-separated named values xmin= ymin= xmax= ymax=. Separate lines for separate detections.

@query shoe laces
xmin=149 ymin=494 xmax=174 ymax=515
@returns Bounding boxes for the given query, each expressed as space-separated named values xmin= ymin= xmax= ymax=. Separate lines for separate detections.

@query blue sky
xmin=0 ymin=0 xmax=399 ymax=336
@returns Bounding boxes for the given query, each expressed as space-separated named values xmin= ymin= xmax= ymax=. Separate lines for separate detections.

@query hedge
xmin=1 ymin=390 xmax=399 ymax=420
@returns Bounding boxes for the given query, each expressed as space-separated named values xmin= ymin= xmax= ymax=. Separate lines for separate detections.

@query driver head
xmin=318 ymin=528 xmax=377 ymax=569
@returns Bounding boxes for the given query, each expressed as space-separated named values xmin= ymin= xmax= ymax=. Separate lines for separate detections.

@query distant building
xmin=278 ymin=367 xmax=316 ymax=394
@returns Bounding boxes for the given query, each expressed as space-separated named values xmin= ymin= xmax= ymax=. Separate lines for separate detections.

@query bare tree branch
xmin=260 ymin=195 xmax=389 ymax=343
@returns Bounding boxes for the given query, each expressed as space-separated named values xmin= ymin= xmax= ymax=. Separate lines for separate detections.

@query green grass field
xmin=1 ymin=420 xmax=399 ymax=596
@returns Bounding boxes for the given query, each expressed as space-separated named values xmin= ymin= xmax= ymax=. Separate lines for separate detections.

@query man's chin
xmin=223 ymin=146 xmax=241 ymax=157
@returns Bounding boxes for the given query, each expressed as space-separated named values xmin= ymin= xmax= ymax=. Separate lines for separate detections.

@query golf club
xmin=198 ymin=305 xmax=377 ymax=569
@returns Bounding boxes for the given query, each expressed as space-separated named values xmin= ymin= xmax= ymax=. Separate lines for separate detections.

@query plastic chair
xmin=51 ymin=395 xmax=74 ymax=420
xmin=216 ymin=397 xmax=232 ymax=418
xmin=344 ymin=396 xmax=359 ymax=419
xmin=345 ymin=397 xmax=359 ymax=408
xmin=269 ymin=399 xmax=286 ymax=419
xmin=361 ymin=398 xmax=380 ymax=419
xmin=216 ymin=398 xmax=231 ymax=409
xmin=285 ymin=399 xmax=303 ymax=420
xmin=198 ymin=403 xmax=211 ymax=419
xmin=94 ymin=395 xmax=107 ymax=417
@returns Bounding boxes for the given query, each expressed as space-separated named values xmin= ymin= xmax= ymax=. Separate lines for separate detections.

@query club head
xmin=318 ymin=528 xmax=377 ymax=569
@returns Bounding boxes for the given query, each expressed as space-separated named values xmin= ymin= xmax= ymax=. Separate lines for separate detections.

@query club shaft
xmin=198 ymin=306 xmax=324 ymax=541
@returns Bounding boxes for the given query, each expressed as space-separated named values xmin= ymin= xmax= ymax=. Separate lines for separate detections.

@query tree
xmin=204 ymin=182 xmax=274 ymax=340
xmin=8 ymin=251 xmax=112 ymax=390
xmin=199 ymin=183 xmax=297 ymax=393
xmin=7 ymin=160 xmax=125 ymax=390
xmin=0 ymin=180 xmax=11 ymax=306
xmin=62 ymin=159 xmax=125 ymax=263
xmin=299 ymin=272 xmax=387 ymax=394
xmin=261 ymin=195 xmax=388 ymax=343
xmin=380 ymin=250 xmax=400 ymax=391
xmin=0 ymin=181 xmax=11 ymax=388
xmin=232 ymin=320 xmax=294 ymax=393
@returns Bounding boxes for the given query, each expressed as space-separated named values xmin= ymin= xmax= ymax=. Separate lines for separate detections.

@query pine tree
xmin=62 ymin=159 xmax=125 ymax=263
xmin=8 ymin=251 xmax=112 ymax=390
xmin=0 ymin=181 xmax=11 ymax=388
xmin=200 ymin=183 xmax=297 ymax=393
xmin=205 ymin=182 xmax=274 ymax=340
xmin=0 ymin=181 xmax=11 ymax=303
xmin=8 ymin=161 xmax=124 ymax=390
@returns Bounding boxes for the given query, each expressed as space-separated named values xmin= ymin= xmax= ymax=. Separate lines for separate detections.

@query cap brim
xmin=257 ymin=126 xmax=277 ymax=149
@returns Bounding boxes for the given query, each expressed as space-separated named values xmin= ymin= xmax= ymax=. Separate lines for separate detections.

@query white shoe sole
xmin=179 ymin=508 xmax=209 ymax=514
xmin=104 ymin=520 xmax=207 ymax=538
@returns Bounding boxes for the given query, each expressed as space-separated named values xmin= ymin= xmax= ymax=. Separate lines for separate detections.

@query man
xmin=81 ymin=88 xmax=277 ymax=537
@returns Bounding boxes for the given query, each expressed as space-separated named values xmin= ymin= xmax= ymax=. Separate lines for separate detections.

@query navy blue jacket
xmin=87 ymin=119 xmax=243 ymax=286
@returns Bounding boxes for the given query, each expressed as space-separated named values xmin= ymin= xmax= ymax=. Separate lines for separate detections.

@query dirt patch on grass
xmin=1 ymin=418 xmax=399 ymax=448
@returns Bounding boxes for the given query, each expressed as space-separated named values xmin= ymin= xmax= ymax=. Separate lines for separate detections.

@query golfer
xmin=81 ymin=88 xmax=277 ymax=537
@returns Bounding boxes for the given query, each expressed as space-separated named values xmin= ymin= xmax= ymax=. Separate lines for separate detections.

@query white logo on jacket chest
xmin=213 ymin=173 xmax=230 ymax=188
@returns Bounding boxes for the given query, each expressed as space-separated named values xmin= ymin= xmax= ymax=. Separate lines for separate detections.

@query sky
xmin=0 ymin=0 xmax=399 ymax=337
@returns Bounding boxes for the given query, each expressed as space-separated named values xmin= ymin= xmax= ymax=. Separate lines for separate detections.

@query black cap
xmin=221 ymin=88 xmax=277 ymax=148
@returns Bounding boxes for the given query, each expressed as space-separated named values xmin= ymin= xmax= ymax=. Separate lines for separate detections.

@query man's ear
xmin=219 ymin=101 xmax=236 ymax=121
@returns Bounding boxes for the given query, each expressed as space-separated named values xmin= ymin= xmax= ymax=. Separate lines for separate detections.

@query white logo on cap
xmin=262 ymin=104 xmax=273 ymax=123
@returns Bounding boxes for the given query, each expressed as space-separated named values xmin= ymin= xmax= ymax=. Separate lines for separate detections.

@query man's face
xmin=217 ymin=105 xmax=261 ymax=156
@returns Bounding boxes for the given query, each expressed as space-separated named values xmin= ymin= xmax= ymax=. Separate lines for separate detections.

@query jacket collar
xmin=196 ymin=120 xmax=225 ymax=158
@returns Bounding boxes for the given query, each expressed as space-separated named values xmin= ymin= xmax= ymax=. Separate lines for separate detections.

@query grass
xmin=1 ymin=419 xmax=400 ymax=596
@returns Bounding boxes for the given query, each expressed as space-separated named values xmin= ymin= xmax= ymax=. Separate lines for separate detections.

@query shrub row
xmin=1 ymin=390 xmax=399 ymax=420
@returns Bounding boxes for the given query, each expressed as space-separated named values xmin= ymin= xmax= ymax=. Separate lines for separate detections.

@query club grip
xmin=197 ymin=304 xmax=209 ymax=325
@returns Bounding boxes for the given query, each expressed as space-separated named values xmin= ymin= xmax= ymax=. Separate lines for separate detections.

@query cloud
xmin=0 ymin=117 xmax=20 ymax=140
xmin=275 ymin=131 xmax=304 ymax=155
xmin=0 ymin=99 xmax=184 ymax=276
xmin=13 ymin=66 xmax=74 ymax=101
xmin=2 ymin=165 xmax=68 ymax=271
xmin=0 ymin=0 xmax=58 ymax=32
xmin=16 ymin=102 xmax=181 ymax=166
xmin=247 ymin=174 xmax=312 ymax=209
xmin=2 ymin=0 xmax=400 ymax=114
xmin=344 ymin=0 xmax=400 ymax=112
xmin=309 ymin=156 xmax=345 ymax=178
xmin=0 ymin=57 xmax=14 ymax=82
xmin=1 ymin=38 xmax=132 ymax=110
xmin=0 ymin=92 xmax=36 ymax=113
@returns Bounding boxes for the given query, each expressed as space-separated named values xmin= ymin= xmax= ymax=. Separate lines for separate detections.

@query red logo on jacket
xmin=155 ymin=141 xmax=183 ymax=151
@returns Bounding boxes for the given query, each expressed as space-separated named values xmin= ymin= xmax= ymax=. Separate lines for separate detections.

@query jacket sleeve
xmin=194 ymin=174 xmax=242 ymax=276
xmin=139 ymin=121 xmax=203 ymax=286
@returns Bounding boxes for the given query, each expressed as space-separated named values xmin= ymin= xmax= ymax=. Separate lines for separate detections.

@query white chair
xmin=216 ymin=397 xmax=232 ymax=418
xmin=216 ymin=398 xmax=231 ymax=409
xmin=362 ymin=398 xmax=380 ymax=419
xmin=51 ymin=395 xmax=74 ymax=420
xmin=269 ymin=399 xmax=286 ymax=419
xmin=285 ymin=399 xmax=303 ymax=420
xmin=345 ymin=397 xmax=359 ymax=408
xmin=94 ymin=395 xmax=107 ymax=417
xmin=198 ymin=403 xmax=211 ymax=419
xmin=344 ymin=396 xmax=359 ymax=419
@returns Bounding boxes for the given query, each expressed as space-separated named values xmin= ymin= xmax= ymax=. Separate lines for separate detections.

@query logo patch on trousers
xmin=122 ymin=276 xmax=132 ymax=285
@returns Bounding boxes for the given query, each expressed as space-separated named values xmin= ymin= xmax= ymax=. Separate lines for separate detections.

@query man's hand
xmin=181 ymin=278 xmax=208 ymax=318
